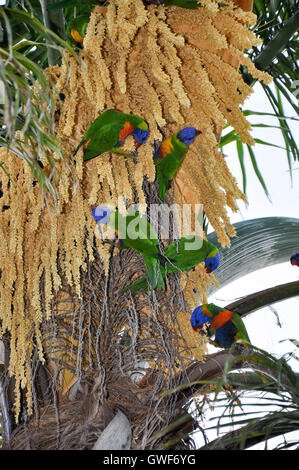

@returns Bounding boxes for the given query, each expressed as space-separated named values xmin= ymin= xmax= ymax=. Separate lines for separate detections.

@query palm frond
xmin=207 ymin=216 xmax=299 ymax=294
xmin=198 ymin=341 xmax=299 ymax=450
xmin=0 ymin=6 xmax=77 ymax=200
xmin=228 ymin=0 xmax=299 ymax=195
xmin=220 ymin=102 xmax=299 ymax=197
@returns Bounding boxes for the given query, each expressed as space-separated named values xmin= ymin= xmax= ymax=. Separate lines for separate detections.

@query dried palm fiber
xmin=9 ymin=245 xmax=203 ymax=450
xmin=0 ymin=0 xmax=271 ymax=442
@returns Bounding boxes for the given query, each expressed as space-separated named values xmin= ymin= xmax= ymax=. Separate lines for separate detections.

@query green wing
xmin=111 ymin=211 xmax=164 ymax=292
xmin=121 ymin=236 xmax=216 ymax=293
xmin=164 ymin=235 xmax=200 ymax=258
xmin=121 ymin=268 xmax=165 ymax=294
xmin=155 ymin=134 xmax=187 ymax=200
xmin=111 ymin=211 xmax=160 ymax=257
xmin=74 ymin=109 xmax=124 ymax=158
xmin=84 ymin=110 xmax=124 ymax=140
xmin=120 ymin=276 xmax=148 ymax=294
xmin=232 ymin=312 xmax=251 ymax=343
xmin=83 ymin=123 xmax=122 ymax=161
xmin=143 ymin=255 xmax=165 ymax=291
xmin=164 ymin=236 xmax=211 ymax=272
xmin=156 ymin=136 xmax=187 ymax=180
xmin=156 ymin=151 xmax=185 ymax=182
xmin=92 ymin=109 xmax=125 ymax=128
xmin=155 ymin=165 xmax=170 ymax=201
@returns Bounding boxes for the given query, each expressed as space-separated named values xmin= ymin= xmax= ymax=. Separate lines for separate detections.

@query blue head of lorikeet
xmin=132 ymin=123 xmax=149 ymax=148
xmin=177 ymin=127 xmax=201 ymax=147
xmin=91 ymin=205 xmax=112 ymax=223
xmin=290 ymin=252 xmax=299 ymax=267
xmin=190 ymin=305 xmax=211 ymax=332
xmin=204 ymin=250 xmax=220 ymax=273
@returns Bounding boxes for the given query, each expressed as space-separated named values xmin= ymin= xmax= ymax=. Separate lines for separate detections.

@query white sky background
xmin=195 ymin=82 xmax=299 ymax=450
xmin=210 ymin=81 xmax=299 ymax=361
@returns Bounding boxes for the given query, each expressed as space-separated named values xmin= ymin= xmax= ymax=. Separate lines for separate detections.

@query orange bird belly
xmin=71 ymin=29 xmax=84 ymax=43
xmin=159 ymin=136 xmax=174 ymax=159
xmin=211 ymin=310 xmax=233 ymax=330
xmin=119 ymin=121 xmax=134 ymax=141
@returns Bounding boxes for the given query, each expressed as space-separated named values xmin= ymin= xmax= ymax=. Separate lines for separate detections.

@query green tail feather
xmin=80 ymin=146 xmax=137 ymax=162
xmin=158 ymin=184 xmax=166 ymax=201
xmin=157 ymin=172 xmax=171 ymax=201
xmin=120 ymin=276 xmax=148 ymax=294
xmin=121 ymin=273 xmax=165 ymax=294
xmin=121 ymin=256 xmax=165 ymax=294
xmin=143 ymin=256 xmax=160 ymax=289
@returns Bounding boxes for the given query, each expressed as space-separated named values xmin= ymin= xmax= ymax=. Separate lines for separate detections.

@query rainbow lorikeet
xmin=66 ymin=15 xmax=89 ymax=44
xmin=122 ymin=235 xmax=220 ymax=293
xmin=92 ymin=206 xmax=165 ymax=290
xmin=290 ymin=253 xmax=299 ymax=267
xmin=48 ymin=0 xmax=107 ymax=10
xmin=190 ymin=300 xmax=250 ymax=349
xmin=73 ymin=109 xmax=149 ymax=162
xmin=155 ymin=127 xmax=201 ymax=200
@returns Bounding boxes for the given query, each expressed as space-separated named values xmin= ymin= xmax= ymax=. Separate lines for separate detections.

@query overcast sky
xmin=197 ymin=82 xmax=299 ymax=450
xmin=210 ymin=82 xmax=299 ymax=360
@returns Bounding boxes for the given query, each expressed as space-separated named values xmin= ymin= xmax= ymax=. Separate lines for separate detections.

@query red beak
xmin=134 ymin=139 xmax=141 ymax=149
xmin=196 ymin=130 xmax=202 ymax=135
xmin=192 ymin=326 xmax=199 ymax=332
xmin=205 ymin=268 xmax=211 ymax=274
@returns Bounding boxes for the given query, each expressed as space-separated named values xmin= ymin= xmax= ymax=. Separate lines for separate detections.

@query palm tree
xmin=0 ymin=0 xmax=299 ymax=450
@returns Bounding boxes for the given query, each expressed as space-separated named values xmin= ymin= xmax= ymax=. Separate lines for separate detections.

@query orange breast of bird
xmin=71 ymin=29 xmax=84 ymax=43
xmin=159 ymin=136 xmax=174 ymax=159
xmin=211 ymin=310 xmax=233 ymax=331
xmin=119 ymin=121 xmax=134 ymax=141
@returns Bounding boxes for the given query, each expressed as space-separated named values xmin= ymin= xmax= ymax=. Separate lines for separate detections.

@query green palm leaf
xmin=220 ymin=105 xmax=299 ymax=197
xmin=0 ymin=6 xmax=77 ymax=200
xmin=198 ymin=341 xmax=299 ymax=450
xmin=207 ymin=216 xmax=299 ymax=294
